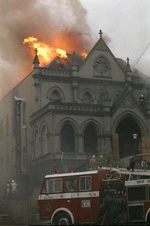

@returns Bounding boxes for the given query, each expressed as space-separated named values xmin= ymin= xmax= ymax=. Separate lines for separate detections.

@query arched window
xmin=82 ymin=92 xmax=92 ymax=104
xmin=41 ymin=126 xmax=47 ymax=155
xmin=51 ymin=90 xmax=61 ymax=102
xmin=61 ymin=124 xmax=75 ymax=152
xmin=84 ymin=124 xmax=98 ymax=153
xmin=99 ymin=90 xmax=111 ymax=104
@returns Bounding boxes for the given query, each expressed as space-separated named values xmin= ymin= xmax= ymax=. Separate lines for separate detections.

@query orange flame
xmin=23 ymin=36 xmax=67 ymax=65
xmin=81 ymin=52 xmax=87 ymax=58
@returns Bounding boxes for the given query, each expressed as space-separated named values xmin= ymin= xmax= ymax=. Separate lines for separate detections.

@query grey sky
xmin=80 ymin=0 xmax=150 ymax=75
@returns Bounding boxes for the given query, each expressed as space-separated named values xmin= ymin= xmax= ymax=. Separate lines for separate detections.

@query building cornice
xmin=30 ymin=102 xmax=104 ymax=125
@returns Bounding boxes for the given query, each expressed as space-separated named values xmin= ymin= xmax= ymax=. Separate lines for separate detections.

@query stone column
xmin=72 ymin=80 xmax=78 ymax=102
xmin=102 ymin=92 xmax=112 ymax=152
xmin=78 ymin=134 xmax=84 ymax=153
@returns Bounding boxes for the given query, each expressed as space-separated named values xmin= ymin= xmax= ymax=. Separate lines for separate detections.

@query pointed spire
xmin=125 ymin=57 xmax=132 ymax=72
xmin=33 ymin=48 xmax=40 ymax=68
xmin=99 ymin=29 xmax=103 ymax=39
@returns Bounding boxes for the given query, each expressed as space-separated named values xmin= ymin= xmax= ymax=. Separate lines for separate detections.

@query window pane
xmin=80 ymin=177 xmax=85 ymax=190
xmin=43 ymin=178 xmax=62 ymax=194
xmin=80 ymin=176 xmax=91 ymax=191
xmin=86 ymin=177 xmax=91 ymax=190
xmin=128 ymin=186 xmax=146 ymax=201
xmin=65 ymin=177 xmax=77 ymax=192
xmin=54 ymin=178 xmax=63 ymax=193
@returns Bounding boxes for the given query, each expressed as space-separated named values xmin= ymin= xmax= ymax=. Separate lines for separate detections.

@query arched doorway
xmin=116 ymin=117 xmax=141 ymax=157
xmin=61 ymin=124 xmax=75 ymax=152
xmin=84 ymin=124 xmax=98 ymax=153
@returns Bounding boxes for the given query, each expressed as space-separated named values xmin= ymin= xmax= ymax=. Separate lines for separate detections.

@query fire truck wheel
xmin=52 ymin=211 xmax=72 ymax=225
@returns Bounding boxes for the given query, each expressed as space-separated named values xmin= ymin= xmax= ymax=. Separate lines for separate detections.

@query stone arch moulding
xmin=55 ymin=117 xmax=80 ymax=136
xmin=32 ymin=125 xmax=40 ymax=140
xmin=111 ymin=111 xmax=147 ymax=136
xmin=81 ymin=119 xmax=103 ymax=135
xmin=46 ymin=86 xmax=65 ymax=101
xmin=39 ymin=120 xmax=49 ymax=135
xmin=32 ymin=126 xmax=40 ymax=159
xmin=111 ymin=111 xmax=148 ymax=158
xmin=79 ymin=88 xmax=96 ymax=103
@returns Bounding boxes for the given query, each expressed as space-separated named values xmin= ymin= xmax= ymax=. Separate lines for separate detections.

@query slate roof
xmin=46 ymin=52 xmax=84 ymax=71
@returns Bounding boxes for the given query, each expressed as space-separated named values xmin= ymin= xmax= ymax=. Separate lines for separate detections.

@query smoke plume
xmin=0 ymin=0 xmax=94 ymax=99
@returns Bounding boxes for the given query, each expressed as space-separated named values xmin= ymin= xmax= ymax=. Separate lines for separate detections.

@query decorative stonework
xmin=121 ymin=96 xmax=136 ymax=108
xmin=93 ymin=56 xmax=111 ymax=77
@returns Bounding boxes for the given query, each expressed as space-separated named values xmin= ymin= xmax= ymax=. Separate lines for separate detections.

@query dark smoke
xmin=0 ymin=0 xmax=94 ymax=99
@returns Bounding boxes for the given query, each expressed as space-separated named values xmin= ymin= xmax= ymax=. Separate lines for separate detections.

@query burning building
xmin=0 ymin=29 xmax=150 ymax=223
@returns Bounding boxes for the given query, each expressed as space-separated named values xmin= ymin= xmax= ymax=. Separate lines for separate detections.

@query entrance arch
xmin=116 ymin=117 xmax=141 ymax=157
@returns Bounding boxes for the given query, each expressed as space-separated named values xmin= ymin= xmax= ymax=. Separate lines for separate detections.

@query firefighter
xmin=11 ymin=180 xmax=17 ymax=193
xmin=94 ymin=190 xmax=120 ymax=225
xmin=89 ymin=155 xmax=97 ymax=170
xmin=127 ymin=155 xmax=135 ymax=172
xmin=141 ymin=159 xmax=148 ymax=169
xmin=6 ymin=180 xmax=11 ymax=195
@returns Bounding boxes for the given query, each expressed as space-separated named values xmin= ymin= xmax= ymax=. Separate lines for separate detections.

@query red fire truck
xmin=38 ymin=167 xmax=126 ymax=225
xmin=124 ymin=170 xmax=150 ymax=224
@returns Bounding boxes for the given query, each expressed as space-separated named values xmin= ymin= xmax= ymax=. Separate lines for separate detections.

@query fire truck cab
xmin=38 ymin=168 xmax=125 ymax=225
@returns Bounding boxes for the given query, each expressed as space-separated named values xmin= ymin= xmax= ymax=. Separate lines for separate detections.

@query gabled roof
xmin=78 ymin=33 xmax=125 ymax=74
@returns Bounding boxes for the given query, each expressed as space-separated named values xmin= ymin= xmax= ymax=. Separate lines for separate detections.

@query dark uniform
xmin=94 ymin=192 xmax=120 ymax=225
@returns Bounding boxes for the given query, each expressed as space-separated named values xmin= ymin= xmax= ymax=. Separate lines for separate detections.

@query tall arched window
xmin=41 ymin=126 xmax=47 ymax=155
xmin=61 ymin=124 xmax=75 ymax=152
xmin=84 ymin=124 xmax=98 ymax=153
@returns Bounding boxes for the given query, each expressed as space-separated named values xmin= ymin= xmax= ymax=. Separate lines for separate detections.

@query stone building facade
xmin=0 ymin=31 xmax=150 ymax=190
